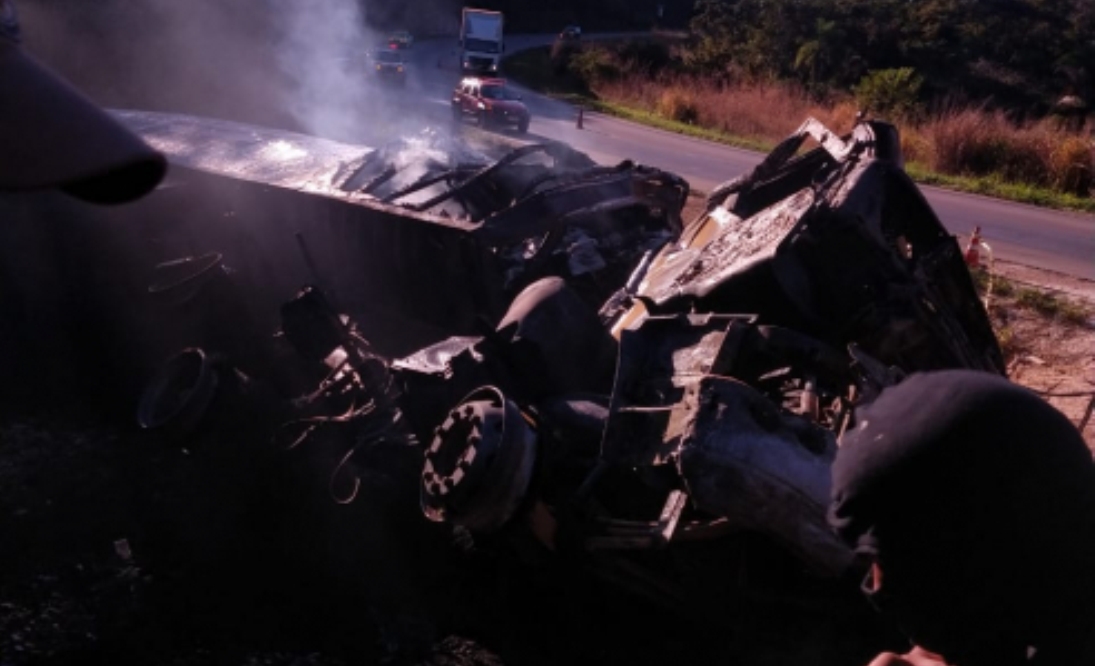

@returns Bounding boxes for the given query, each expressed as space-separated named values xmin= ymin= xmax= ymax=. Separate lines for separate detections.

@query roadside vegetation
xmin=970 ymin=267 xmax=1095 ymax=444
xmin=972 ymin=270 xmax=1092 ymax=328
xmin=506 ymin=0 xmax=1095 ymax=212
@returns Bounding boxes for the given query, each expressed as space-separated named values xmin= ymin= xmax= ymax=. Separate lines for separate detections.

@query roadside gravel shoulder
xmin=988 ymin=262 xmax=1095 ymax=447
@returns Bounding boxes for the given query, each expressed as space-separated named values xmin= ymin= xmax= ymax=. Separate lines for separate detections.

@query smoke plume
xmin=15 ymin=0 xmax=453 ymax=143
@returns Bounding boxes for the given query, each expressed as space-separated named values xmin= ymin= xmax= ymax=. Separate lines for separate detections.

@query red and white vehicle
xmin=451 ymin=77 xmax=530 ymax=133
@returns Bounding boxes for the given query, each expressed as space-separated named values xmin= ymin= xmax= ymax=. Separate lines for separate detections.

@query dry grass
xmin=505 ymin=44 xmax=1094 ymax=205
xmin=589 ymin=72 xmax=1093 ymax=199
xmin=923 ymin=109 xmax=1050 ymax=184
xmin=914 ymin=110 xmax=1094 ymax=196
xmin=1049 ymin=136 xmax=1094 ymax=196
xmin=598 ymin=75 xmax=864 ymax=139
xmin=655 ymin=88 xmax=699 ymax=124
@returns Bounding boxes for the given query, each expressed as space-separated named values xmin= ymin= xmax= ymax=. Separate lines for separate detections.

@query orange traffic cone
xmin=964 ymin=226 xmax=983 ymax=268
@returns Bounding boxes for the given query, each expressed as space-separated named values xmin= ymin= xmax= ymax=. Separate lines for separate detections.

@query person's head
xmin=830 ymin=370 xmax=1095 ymax=664
xmin=0 ymin=0 xmax=164 ymax=203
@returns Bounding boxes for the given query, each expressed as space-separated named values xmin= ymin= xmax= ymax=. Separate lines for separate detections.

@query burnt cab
xmin=451 ymin=77 xmax=530 ymax=133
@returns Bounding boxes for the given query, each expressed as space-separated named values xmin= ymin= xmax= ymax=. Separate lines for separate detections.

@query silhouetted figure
xmin=0 ymin=0 xmax=164 ymax=202
xmin=830 ymin=370 xmax=1095 ymax=666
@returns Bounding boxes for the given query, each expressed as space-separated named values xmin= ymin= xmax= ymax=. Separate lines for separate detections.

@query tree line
xmin=688 ymin=0 xmax=1094 ymax=116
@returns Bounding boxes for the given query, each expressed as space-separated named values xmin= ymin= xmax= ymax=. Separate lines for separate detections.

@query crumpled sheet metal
xmin=112 ymin=111 xmax=693 ymax=356
xmin=676 ymin=377 xmax=851 ymax=578
xmin=601 ymin=313 xmax=852 ymax=577
xmin=392 ymin=336 xmax=482 ymax=376
xmin=638 ymin=119 xmax=907 ymax=310
xmin=471 ymin=163 xmax=688 ymax=245
xmin=634 ymin=117 xmax=1004 ymax=375
xmin=641 ymin=187 xmax=814 ymax=305
xmin=602 ymin=314 xmax=755 ymax=467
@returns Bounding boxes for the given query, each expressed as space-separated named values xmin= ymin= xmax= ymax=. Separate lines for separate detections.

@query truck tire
xmin=517 ymin=119 xmax=529 ymax=134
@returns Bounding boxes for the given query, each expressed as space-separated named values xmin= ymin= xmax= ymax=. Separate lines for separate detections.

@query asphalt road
xmin=385 ymin=35 xmax=1094 ymax=279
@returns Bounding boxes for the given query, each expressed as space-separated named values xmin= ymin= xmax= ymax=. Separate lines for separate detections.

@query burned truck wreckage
xmin=2 ymin=112 xmax=1002 ymax=642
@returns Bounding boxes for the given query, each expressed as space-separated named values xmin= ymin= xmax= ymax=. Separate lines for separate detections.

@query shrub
xmin=900 ymin=129 xmax=932 ymax=164
xmin=616 ymin=39 xmax=673 ymax=75
xmin=550 ymin=39 xmax=580 ymax=76
xmin=996 ymin=130 xmax=1053 ymax=186
xmin=657 ymin=89 xmax=699 ymax=123
xmin=1048 ymin=136 xmax=1094 ymax=196
xmin=569 ymin=47 xmax=621 ymax=86
xmin=928 ymin=109 xmax=1017 ymax=177
xmin=825 ymin=101 xmax=861 ymax=134
xmin=854 ymin=68 xmax=924 ymax=120
xmin=921 ymin=109 xmax=1090 ymax=190
xmin=994 ymin=323 xmax=1020 ymax=360
xmin=993 ymin=275 xmax=1016 ymax=298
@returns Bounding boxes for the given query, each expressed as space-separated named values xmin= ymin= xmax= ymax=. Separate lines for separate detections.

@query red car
xmin=451 ymin=78 xmax=530 ymax=133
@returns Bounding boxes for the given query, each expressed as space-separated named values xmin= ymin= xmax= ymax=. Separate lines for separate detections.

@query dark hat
xmin=0 ymin=0 xmax=165 ymax=203
xmin=830 ymin=370 xmax=1095 ymax=660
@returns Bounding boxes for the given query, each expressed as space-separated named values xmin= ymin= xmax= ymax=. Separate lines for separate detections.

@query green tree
xmin=794 ymin=17 xmax=854 ymax=91
xmin=854 ymin=68 xmax=925 ymax=119
xmin=685 ymin=0 xmax=1095 ymax=109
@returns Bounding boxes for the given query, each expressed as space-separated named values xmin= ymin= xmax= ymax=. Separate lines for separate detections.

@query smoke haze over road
xmin=16 ymin=0 xmax=449 ymax=140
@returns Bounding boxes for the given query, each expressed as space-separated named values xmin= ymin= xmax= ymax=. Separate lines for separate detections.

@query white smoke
xmin=19 ymin=0 xmax=409 ymax=144
xmin=270 ymin=0 xmax=381 ymax=142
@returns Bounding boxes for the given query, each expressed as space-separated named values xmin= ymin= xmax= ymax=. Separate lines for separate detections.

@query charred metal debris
xmin=135 ymin=116 xmax=1002 ymax=613
xmin=341 ymin=133 xmax=690 ymax=297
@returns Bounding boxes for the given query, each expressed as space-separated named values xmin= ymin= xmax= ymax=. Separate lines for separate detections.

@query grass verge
xmin=972 ymin=270 xmax=1092 ymax=326
xmin=904 ymin=164 xmax=1095 ymax=213
xmin=578 ymin=98 xmax=774 ymax=153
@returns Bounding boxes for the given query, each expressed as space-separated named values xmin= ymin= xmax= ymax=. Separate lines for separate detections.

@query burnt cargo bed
xmin=2 ymin=110 xmax=684 ymax=408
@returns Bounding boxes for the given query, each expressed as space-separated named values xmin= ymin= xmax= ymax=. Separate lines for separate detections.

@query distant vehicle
xmin=460 ymin=8 xmax=504 ymax=74
xmin=371 ymin=49 xmax=407 ymax=85
xmin=452 ymin=77 xmax=529 ymax=133
xmin=559 ymin=25 xmax=581 ymax=41
xmin=388 ymin=30 xmax=414 ymax=50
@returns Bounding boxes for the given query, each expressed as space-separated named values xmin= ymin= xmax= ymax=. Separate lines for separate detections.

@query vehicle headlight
xmin=489 ymin=62 xmax=498 ymax=70
xmin=477 ymin=102 xmax=486 ymax=110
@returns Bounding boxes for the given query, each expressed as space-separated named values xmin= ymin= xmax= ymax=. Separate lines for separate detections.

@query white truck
xmin=459 ymin=8 xmax=504 ymax=75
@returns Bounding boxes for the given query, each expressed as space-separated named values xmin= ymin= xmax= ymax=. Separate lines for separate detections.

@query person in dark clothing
xmin=830 ymin=370 xmax=1095 ymax=666
xmin=0 ymin=0 xmax=164 ymax=202
xmin=0 ymin=0 xmax=165 ymax=405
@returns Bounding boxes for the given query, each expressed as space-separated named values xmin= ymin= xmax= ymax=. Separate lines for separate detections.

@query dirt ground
xmin=987 ymin=260 xmax=1095 ymax=448
xmin=0 ymin=402 xmax=894 ymax=666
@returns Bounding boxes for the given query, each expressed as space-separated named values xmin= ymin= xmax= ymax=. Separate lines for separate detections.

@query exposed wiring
xmin=272 ymin=330 xmax=407 ymax=505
